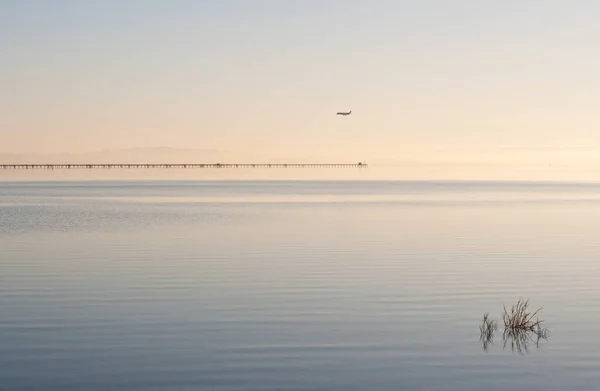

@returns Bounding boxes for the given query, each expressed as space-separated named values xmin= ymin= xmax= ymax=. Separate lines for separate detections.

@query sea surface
xmin=2 ymin=179 xmax=600 ymax=390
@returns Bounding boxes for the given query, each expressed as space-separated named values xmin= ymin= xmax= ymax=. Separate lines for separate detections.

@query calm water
xmin=2 ymin=180 xmax=600 ymax=390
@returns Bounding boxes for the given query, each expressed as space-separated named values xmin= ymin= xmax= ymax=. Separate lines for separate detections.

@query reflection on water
xmin=502 ymin=328 xmax=550 ymax=355
xmin=480 ymin=323 xmax=550 ymax=355
xmin=2 ymin=180 xmax=600 ymax=390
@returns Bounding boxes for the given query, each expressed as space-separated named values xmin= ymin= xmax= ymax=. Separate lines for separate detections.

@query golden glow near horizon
xmin=2 ymin=1 xmax=600 ymax=180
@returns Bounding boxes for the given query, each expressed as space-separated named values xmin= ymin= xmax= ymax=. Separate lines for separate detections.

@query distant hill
xmin=0 ymin=147 xmax=367 ymax=165
xmin=0 ymin=147 xmax=262 ymax=164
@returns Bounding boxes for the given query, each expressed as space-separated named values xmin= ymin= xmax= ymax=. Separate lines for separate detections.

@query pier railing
xmin=0 ymin=163 xmax=367 ymax=170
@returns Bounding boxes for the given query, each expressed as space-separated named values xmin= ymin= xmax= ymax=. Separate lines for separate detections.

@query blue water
xmin=2 ymin=180 xmax=600 ymax=390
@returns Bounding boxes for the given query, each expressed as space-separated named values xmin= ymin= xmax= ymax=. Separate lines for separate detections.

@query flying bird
xmin=336 ymin=110 xmax=352 ymax=116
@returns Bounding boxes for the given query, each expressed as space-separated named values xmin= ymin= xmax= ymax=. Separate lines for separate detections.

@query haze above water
xmin=2 ymin=178 xmax=600 ymax=390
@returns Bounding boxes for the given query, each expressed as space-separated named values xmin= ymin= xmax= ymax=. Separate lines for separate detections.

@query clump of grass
xmin=480 ymin=312 xmax=498 ymax=337
xmin=479 ymin=298 xmax=549 ymax=354
xmin=479 ymin=312 xmax=498 ymax=352
xmin=501 ymin=298 xmax=547 ymax=335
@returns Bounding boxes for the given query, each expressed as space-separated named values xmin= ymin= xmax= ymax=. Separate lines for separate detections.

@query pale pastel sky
xmin=2 ymin=0 xmax=600 ymax=173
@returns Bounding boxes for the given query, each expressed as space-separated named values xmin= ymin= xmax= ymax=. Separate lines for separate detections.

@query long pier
xmin=0 ymin=163 xmax=367 ymax=170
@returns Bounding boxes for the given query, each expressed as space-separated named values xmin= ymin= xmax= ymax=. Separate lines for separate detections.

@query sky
xmin=2 ymin=0 xmax=600 ymax=178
